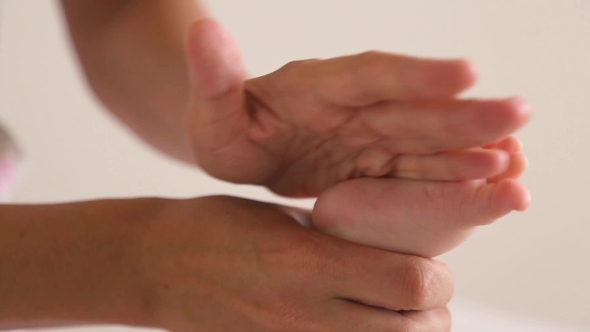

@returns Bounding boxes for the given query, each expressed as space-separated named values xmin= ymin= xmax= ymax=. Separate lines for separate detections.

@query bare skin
xmin=0 ymin=1 xmax=533 ymax=331
xmin=185 ymin=19 xmax=532 ymax=197
xmin=63 ymin=3 xmax=531 ymax=198
xmin=0 ymin=196 xmax=454 ymax=332
xmin=313 ymin=136 xmax=530 ymax=258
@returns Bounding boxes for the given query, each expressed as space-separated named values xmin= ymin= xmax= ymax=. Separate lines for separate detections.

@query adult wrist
xmin=0 ymin=198 xmax=167 ymax=330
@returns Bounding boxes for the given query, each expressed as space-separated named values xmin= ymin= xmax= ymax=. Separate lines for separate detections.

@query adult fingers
xmin=323 ymin=241 xmax=454 ymax=311
xmin=310 ymin=51 xmax=477 ymax=106
xmin=185 ymin=18 xmax=247 ymax=150
xmin=323 ymin=300 xmax=452 ymax=332
xmin=387 ymin=148 xmax=510 ymax=181
xmin=347 ymin=97 xmax=532 ymax=154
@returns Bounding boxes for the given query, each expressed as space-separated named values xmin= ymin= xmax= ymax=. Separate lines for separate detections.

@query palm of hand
xmin=185 ymin=20 xmax=530 ymax=197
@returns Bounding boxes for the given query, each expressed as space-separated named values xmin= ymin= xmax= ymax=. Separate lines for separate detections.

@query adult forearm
xmin=60 ymin=0 xmax=209 ymax=164
xmin=0 ymin=199 xmax=161 ymax=330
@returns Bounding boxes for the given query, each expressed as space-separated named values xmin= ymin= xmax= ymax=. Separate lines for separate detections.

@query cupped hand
xmin=138 ymin=196 xmax=454 ymax=332
xmin=184 ymin=19 xmax=531 ymax=197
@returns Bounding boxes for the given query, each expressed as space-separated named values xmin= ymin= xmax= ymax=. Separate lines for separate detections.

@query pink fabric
xmin=0 ymin=157 xmax=18 ymax=193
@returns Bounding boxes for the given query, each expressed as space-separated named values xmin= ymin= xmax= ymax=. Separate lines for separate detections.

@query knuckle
xmin=358 ymin=50 xmax=386 ymax=63
xmin=278 ymin=58 xmax=319 ymax=74
xmin=278 ymin=60 xmax=301 ymax=75
xmin=401 ymin=257 xmax=440 ymax=309
xmin=274 ymin=59 xmax=320 ymax=94
xmin=356 ymin=50 xmax=390 ymax=76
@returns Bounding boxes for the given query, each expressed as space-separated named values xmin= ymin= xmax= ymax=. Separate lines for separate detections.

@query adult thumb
xmin=186 ymin=18 xmax=245 ymax=126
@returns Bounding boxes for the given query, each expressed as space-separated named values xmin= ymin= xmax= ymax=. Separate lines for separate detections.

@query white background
xmin=1 ymin=1 xmax=589 ymax=331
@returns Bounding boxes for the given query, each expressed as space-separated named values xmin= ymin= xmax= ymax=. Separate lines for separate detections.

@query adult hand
xmin=139 ymin=196 xmax=453 ymax=332
xmin=184 ymin=19 xmax=531 ymax=197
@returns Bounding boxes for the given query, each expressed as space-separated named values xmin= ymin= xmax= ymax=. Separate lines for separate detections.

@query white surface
xmin=450 ymin=299 xmax=587 ymax=332
xmin=1 ymin=0 xmax=589 ymax=330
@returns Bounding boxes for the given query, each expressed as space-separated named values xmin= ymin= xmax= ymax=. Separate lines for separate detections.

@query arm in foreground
xmin=0 ymin=195 xmax=455 ymax=331
xmin=0 ymin=199 xmax=158 ymax=330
